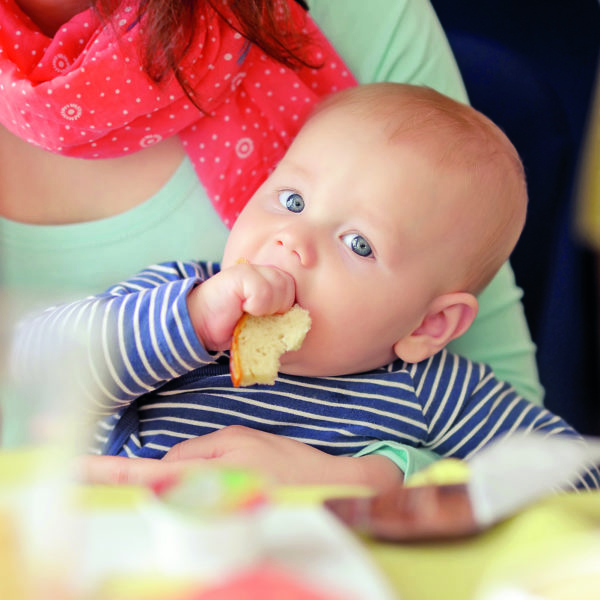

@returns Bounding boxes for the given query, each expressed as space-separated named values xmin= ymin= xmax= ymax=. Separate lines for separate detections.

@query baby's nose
xmin=275 ymin=231 xmax=317 ymax=267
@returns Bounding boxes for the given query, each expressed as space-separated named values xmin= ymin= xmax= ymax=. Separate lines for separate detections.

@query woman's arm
xmin=309 ymin=0 xmax=467 ymax=100
xmin=448 ymin=263 xmax=543 ymax=404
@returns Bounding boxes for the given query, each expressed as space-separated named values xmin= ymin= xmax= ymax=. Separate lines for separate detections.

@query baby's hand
xmin=187 ymin=262 xmax=296 ymax=350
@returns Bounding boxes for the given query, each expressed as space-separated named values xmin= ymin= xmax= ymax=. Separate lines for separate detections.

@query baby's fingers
xmin=240 ymin=264 xmax=296 ymax=316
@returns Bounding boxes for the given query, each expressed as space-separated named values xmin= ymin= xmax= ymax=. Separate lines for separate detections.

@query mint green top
xmin=0 ymin=0 xmax=543 ymax=474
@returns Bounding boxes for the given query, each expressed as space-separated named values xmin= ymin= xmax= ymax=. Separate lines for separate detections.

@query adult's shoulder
xmin=306 ymin=0 xmax=468 ymax=102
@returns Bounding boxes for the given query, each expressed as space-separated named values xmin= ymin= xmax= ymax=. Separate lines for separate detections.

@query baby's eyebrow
xmin=280 ymin=159 xmax=313 ymax=183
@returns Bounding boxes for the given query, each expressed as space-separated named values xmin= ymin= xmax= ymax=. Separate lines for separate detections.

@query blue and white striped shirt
xmin=13 ymin=261 xmax=600 ymax=489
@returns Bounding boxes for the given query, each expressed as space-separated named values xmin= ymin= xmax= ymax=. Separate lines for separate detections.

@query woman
xmin=0 ymin=0 xmax=542 ymax=483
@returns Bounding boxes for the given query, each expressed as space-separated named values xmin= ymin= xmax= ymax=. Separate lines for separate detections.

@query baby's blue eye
xmin=279 ymin=190 xmax=305 ymax=213
xmin=342 ymin=233 xmax=373 ymax=257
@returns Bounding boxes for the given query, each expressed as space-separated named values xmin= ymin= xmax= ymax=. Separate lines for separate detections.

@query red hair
xmin=94 ymin=0 xmax=316 ymax=100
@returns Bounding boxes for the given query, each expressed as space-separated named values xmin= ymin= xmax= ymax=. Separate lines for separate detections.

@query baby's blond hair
xmin=310 ymin=83 xmax=528 ymax=294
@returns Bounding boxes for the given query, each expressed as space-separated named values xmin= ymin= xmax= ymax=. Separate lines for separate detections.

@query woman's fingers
xmin=75 ymin=454 xmax=186 ymax=486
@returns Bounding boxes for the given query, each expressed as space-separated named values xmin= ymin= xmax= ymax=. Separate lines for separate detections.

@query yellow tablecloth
xmin=368 ymin=493 xmax=600 ymax=599
xmin=275 ymin=484 xmax=600 ymax=600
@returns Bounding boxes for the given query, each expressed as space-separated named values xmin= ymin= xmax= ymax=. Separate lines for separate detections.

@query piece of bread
xmin=230 ymin=304 xmax=312 ymax=387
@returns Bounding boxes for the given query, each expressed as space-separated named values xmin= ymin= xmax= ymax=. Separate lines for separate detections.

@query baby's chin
xmin=279 ymin=351 xmax=366 ymax=379
xmin=279 ymin=352 xmax=341 ymax=378
xmin=279 ymin=346 xmax=398 ymax=378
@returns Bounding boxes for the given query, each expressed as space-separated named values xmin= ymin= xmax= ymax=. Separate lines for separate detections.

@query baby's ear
xmin=393 ymin=293 xmax=478 ymax=363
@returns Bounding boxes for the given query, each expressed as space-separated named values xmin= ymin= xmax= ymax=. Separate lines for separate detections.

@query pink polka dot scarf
xmin=0 ymin=0 xmax=356 ymax=226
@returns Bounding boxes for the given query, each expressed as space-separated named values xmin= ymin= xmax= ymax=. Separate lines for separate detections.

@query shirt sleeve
xmin=415 ymin=350 xmax=600 ymax=490
xmin=308 ymin=0 xmax=468 ymax=101
xmin=354 ymin=441 xmax=441 ymax=479
xmin=10 ymin=261 xmax=218 ymax=414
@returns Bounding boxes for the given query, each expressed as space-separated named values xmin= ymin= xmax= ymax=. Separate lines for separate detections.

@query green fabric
xmin=309 ymin=0 xmax=468 ymax=102
xmin=354 ymin=441 xmax=441 ymax=479
xmin=448 ymin=262 xmax=543 ymax=405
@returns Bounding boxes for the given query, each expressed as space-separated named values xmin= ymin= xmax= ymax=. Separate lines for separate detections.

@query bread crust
xmin=229 ymin=306 xmax=311 ymax=387
xmin=230 ymin=313 xmax=250 ymax=387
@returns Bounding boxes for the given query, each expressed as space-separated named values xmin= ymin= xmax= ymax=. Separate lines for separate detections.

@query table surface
xmin=368 ymin=491 xmax=600 ymax=600
xmin=2 ymin=448 xmax=600 ymax=600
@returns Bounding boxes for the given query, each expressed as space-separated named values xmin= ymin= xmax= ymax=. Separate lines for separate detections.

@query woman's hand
xmin=187 ymin=263 xmax=296 ymax=351
xmin=77 ymin=426 xmax=403 ymax=493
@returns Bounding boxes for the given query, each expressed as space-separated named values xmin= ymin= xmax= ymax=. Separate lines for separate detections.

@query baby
xmin=13 ymin=83 xmax=599 ymax=491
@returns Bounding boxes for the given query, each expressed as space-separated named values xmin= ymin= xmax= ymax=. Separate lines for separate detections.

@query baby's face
xmin=223 ymin=105 xmax=454 ymax=376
